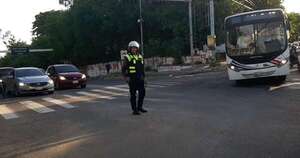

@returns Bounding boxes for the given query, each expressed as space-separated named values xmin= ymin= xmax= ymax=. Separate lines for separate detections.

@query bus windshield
xmin=227 ymin=21 xmax=287 ymax=57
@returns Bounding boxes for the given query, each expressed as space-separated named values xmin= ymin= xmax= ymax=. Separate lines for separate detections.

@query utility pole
xmin=209 ymin=0 xmax=215 ymax=37
xmin=138 ymin=0 xmax=144 ymax=55
xmin=188 ymin=0 xmax=194 ymax=56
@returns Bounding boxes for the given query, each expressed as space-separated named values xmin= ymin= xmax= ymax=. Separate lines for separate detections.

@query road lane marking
xmin=62 ymin=95 xmax=91 ymax=102
xmin=20 ymin=101 xmax=55 ymax=114
xmin=76 ymin=92 xmax=115 ymax=100
xmin=0 ymin=105 xmax=19 ymax=120
xmin=115 ymin=84 xmax=128 ymax=88
xmin=147 ymin=84 xmax=166 ymax=88
xmin=104 ymin=86 xmax=129 ymax=92
xmin=91 ymin=89 xmax=128 ymax=96
xmin=42 ymin=98 xmax=77 ymax=109
xmin=269 ymin=82 xmax=300 ymax=91
xmin=290 ymin=68 xmax=298 ymax=73
xmin=150 ymin=83 xmax=177 ymax=86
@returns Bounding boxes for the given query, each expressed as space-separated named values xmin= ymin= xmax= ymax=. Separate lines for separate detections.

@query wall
xmin=85 ymin=53 xmax=212 ymax=78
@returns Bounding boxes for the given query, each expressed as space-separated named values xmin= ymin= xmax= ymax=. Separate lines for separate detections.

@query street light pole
xmin=139 ymin=0 xmax=144 ymax=55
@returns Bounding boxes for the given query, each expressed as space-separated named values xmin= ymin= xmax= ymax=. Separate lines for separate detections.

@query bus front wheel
xmin=275 ymin=76 xmax=286 ymax=83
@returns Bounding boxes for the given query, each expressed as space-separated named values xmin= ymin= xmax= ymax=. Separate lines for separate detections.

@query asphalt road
xmin=1 ymin=70 xmax=300 ymax=158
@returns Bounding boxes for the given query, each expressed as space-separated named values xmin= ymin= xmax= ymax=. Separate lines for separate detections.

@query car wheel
xmin=277 ymin=76 xmax=286 ymax=83
xmin=2 ymin=86 xmax=8 ymax=98
xmin=48 ymin=91 xmax=54 ymax=95
xmin=55 ymin=82 xmax=60 ymax=90
xmin=14 ymin=86 xmax=20 ymax=97
xmin=80 ymin=84 xmax=86 ymax=89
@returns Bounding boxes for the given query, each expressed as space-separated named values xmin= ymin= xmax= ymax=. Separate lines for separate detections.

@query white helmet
xmin=128 ymin=41 xmax=140 ymax=49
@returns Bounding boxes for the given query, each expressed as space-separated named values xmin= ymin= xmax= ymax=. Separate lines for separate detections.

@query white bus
xmin=225 ymin=9 xmax=290 ymax=82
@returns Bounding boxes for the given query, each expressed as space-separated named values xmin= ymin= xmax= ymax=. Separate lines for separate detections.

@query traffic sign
xmin=11 ymin=47 xmax=29 ymax=55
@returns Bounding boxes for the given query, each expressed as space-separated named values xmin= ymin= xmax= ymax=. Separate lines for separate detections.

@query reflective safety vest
xmin=125 ymin=54 xmax=144 ymax=75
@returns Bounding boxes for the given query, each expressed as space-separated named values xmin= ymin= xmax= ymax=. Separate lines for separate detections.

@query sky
xmin=0 ymin=0 xmax=64 ymax=50
xmin=0 ymin=0 xmax=299 ymax=51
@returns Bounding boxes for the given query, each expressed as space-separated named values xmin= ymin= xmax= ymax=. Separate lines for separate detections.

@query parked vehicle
xmin=4 ymin=67 xmax=54 ymax=96
xmin=46 ymin=64 xmax=87 ymax=89
xmin=0 ymin=67 xmax=14 ymax=97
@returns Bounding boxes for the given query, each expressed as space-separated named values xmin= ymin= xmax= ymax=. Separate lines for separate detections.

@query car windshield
xmin=16 ymin=69 xmax=45 ymax=77
xmin=0 ymin=69 xmax=12 ymax=78
xmin=55 ymin=65 xmax=79 ymax=73
xmin=227 ymin=21 xmax=286 ymax=57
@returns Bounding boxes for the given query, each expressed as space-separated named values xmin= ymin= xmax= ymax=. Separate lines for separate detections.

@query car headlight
xmin=49 ymin=80 xmax=54 ymax=85
xmin=19 ymin=82 xmax=25 ymax=87
xmin=281 ymin=59 xmax=288 ymax=65
xmin=230 ymin=65 xmax=235 ymax=70
xmin=0 ymin=79 xmax=2 ymax=83
xmin=82 ymin=74 xmax=87 ymax=79
xmin=59 ymin=76 xmax=66 ymax=80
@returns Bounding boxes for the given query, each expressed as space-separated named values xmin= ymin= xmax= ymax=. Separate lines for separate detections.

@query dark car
xmin=0 ymin=67 xmax=14 ymax=97
xmin=4 ymin=67 xmax=54 ymax=96
xmin=46 ymin=64 xmax=87 ymax=89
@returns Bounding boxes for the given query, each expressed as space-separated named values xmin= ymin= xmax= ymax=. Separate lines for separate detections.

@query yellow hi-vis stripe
xmin=129 ymin=66 xmax=135 ymax=69
xmin=129 ymin=70 xmax=136 ymax=73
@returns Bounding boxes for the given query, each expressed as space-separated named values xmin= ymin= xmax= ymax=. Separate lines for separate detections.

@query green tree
xmin=288 ymin=12 xmax=300 ymax=42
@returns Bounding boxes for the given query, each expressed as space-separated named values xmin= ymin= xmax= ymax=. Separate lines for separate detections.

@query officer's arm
xmin=142 ymin=62 xmax=146 ymax=78
xmin=121 ymin=58 xmax=129 ymax=78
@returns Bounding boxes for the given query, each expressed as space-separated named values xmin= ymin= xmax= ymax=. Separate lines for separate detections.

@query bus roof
xmin=225 ymin=8 xmax=285 ymax=22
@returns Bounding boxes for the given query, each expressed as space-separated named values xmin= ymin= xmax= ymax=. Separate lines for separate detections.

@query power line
xmin=243 ymin=0 xmax=255 ymax=7
xmin=231 ymin=0 xmax=254 ymax=10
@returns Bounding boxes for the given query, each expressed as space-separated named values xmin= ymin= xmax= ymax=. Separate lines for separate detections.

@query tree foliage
xmin=288 ymin=12 xmax=300 ymax=42
xmin=0 ymin=0 xmax=287 ymax=67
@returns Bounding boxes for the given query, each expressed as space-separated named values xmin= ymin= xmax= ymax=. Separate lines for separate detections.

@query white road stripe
xmin=91 ymin=89 xmax=128 ymax=96
xmin=20 ymin=101 xmax=55 ymax=114
xmin=42 ymin=97 xmax=77 ymax=109
xmin=105 ymin=86 xmax=129 ymax=92
xmin=147 ymin=84 xmax=166 ymax=88
xmin=115 ymin=84 xmax=128 ymax=88
xmin=77 ymin=92 xmax=115 ymax=100
xmin=290 ymin=69 xmax=298 ymax=73
xmin=0 ymin=105 xmax=19 ymax=120
xmin=63 ymin=95 xmax=90 ymax=101
xmin=150 ymin=83 xmax=177 ymax=86
xmin=269 ymin=82 xmax=300 ymax=91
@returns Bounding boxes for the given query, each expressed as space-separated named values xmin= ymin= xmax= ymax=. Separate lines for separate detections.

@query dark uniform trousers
xmin=129 ymin=78 xmax=145 ymax=111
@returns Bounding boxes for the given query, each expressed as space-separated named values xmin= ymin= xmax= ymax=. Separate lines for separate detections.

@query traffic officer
xmin=122 ymin=41 xmax=147 ymax=115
